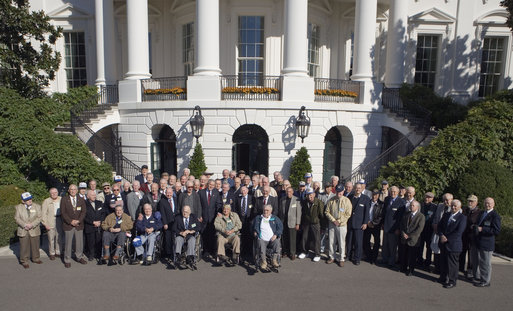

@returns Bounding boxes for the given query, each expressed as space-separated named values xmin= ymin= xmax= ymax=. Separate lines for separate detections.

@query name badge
xmin=249 ymin=205 xmax=253 ymax=209
xmin=117 ymin=220 xmax=123 ymax=224
xmin=427 ymin=211 xmax=433 ymax=215
xmin=98 ymin=207 xmax=102 ymax=210
xmin=191 ymin=223 xmax=196 ymax=228
xmin=359 ymin=204 xmax=364 ymax=207
xmin=392 ymin=208 xmax=397 ymax=211
xmin=29 ymin=209 xmax=35 ymax=213
xmin=150 ymin=220 xmax=154 ymax=223
xmin=339 ymin=208 xmax=344 ymax=212
xmin=77 ymin=207 xmax=82 ymax=211
xmin=484 ymin=221 xmax=491 ymax=226
xmin=223 ymin=198 xmax=227 ymax=203
xmin=291 ymin=204 xmax=296 ymax=208
xmin=227 ymin=219 xmax=232 ymax=223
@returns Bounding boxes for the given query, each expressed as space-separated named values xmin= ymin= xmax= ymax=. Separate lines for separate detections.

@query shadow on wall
xmin=281 ymin=115 xmax=297 ymax=154
xmin=175 ymin=120 xmax=194 ymax=173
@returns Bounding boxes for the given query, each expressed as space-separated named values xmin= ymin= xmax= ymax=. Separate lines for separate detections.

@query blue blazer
xmin=172 ymin=214 xmax=201 ymax=237
xmin=158 ymin=197 xmax=179 ymax=225
xmin=135 ymin=213 xmax=163 ymax=234
xmin=252 ymin=215 xmax=283 ymax=238
xmin=347 ymin=194 xmax=370 ymax=229
xmin=383 ymin=196 xmax=406 ymax=233
xmin=438 ymin=211 xmax=467 ymax=252
xmin=476 ymin=209 xmax=501 ymax=251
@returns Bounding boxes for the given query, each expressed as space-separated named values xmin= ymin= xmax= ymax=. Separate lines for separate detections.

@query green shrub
xmin=0 ymin=185 xmax=25 ymax=208
xmin=188 ymin=143 xmax=207 ymax=178
xmin=0 ymin=205 xmax=17 ymax=247
xmin=289 ymin=147 xmax=312 ymax=189
xmin=449 ymin=160 xmax=513 ymax=217
xmin=496 ymin=215 xmax=513 ymax=258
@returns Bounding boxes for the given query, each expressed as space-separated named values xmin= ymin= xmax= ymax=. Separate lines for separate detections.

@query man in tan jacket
xmin=325 ymin=185 xmax=352 ymax=267
xmin=101 ymin=205 xmax=134 ymax=261
xmin=41 ymin=188 xmax=62 ymax=260
xmin=214 ymin=204 xmax=242 ymax=264
xmin=15 ymin=192 xmax=42 ymax=268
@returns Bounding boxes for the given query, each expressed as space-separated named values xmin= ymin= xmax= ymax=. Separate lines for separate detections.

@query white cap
xmin=21 ymin=192 xmax=32 ymax=201
xmin=78 ymin=182 xmax=87 ymax=189
xmin=114 ymin=175 xmax=122 ymax=182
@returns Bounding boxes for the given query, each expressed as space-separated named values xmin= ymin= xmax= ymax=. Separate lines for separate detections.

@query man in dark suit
xmin=382 ymin=186 xmax=406 ymax=267
xmin=158 ymin=187 xmax=179 ymax=260
xmin=139 ymin=183 xmax=161 ymax=214
xmin=233 ymin=186 xmax=254 ymax=260
xmin=474 ymin=197 xmax=501 ymax=287
xmin=363 ymin=190 xmax=384 ymax=264
xmin=438 ymin=199 xmax=467 ymax=288
xmin=399 ymin=200 xmax=425 ymax=275
xmin=346 ymin=183 xmax=370 ymax=265
xmin=418 ymin=192 xmax=438 ymax=269
xmin=105 ymin=184 xmax=123 ymax=213
xmin=252 ymin=186 xmax=278 ymax=218
xmin=60 ymin=184 xmax=88 ymax=268
xmin=173 ymin=205 xmax=201 ymax=268
xmin=84 ymin=190 xmax=107 ymax=261
xmin=220 ymin=182 xmax=236 ymax=207
xmin=198 ymin=180 xmax=223 ymax=257
xmin=135 ymin=165 xmax=149 ymax=186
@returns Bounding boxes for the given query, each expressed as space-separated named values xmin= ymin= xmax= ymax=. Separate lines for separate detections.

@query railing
xmin=70 ymin=84 xmax=119 ymax=123
xmin=221 ymin=75 xmax=282 ymax=100
xmin=382 ymin=87 xmax=432 ymax=133
xmin=98 ymin=84 xmax=119 ymax=104
xmin=141 ymin=76 xmax=187 ymax=101
xmin=314 ymin=78 xmax=361 ymax=103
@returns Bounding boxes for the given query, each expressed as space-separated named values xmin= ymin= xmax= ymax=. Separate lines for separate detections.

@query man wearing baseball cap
xmin=15 ymin=192 xmax=43 ymax=268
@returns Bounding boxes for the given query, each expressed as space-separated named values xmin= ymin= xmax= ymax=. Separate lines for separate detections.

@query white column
xmin=194 ymin=0 xmax=221 ymax=75
xmin=94 ymin=0 xmax=105 ymax=85
xmin=385 ymin=0 xmax=408 ymax=88
xmin=125 ymin=0 xmax=151 ymax=80
xmin=282 ymin=0 xmax=308 ymax=76
xmin=351 ymin=0 xmax=377 ymax=81
xmin=103 ymin=0 xmax=117 ymax=84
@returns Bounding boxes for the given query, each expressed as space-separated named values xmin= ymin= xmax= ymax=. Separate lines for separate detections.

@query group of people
xmin=15 ymin=166 xmax=501 ymax=288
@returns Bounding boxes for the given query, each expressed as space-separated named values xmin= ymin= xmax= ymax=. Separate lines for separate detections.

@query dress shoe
xmin=338 ymin=261 xmax=344 ymax=267
xmin=88 ymin=257 xmax=94 ymax=261
xmin=22 ymin=263 xmax=29 ymax=269
xmin=405 ymin=271 xmax=413 ymax=276
xmin=64 ymin=263 xmax=71 ymax=268
xmin=78 ymin=258 xmax=87 ymax=265
xmin=112 ymin=255 xmax=119 ymax=261
xmin=33 ymin=260 xmax=43 ymax=264
xmin=326 ymin=258 xmax=334 ymax=264
xmin=443 ymin=282 xmax=456 ymax=289
xmin=49 ymin=255 xmax=56 ymax=261
xmin=353 ymin=261 xmax=360 ymax=266
xmin=474 ymin=282 xmax=490 ymax=287
xmin=290 ymin=254 xmax=296 ymax=261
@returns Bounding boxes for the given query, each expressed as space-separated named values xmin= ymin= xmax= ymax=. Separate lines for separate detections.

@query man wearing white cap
xmin=358 ymin=180 xmax=372 ymax=199
xmin=78 ymin=182 xmax=87 ymax=199
xmin=15 ymin=192 xmax=42 ymax=268
xmin=42 ymin=188 xmax=62 ymax=260
xmin=304 ymin=173 xmax=313 ymax=189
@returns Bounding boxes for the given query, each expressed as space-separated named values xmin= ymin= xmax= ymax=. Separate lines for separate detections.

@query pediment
xmin=48 ymin=3 xmax=92 ymax=20
xmin=341 ymin=6 xmax=385 ymax=21
xmin=409 ymin=8 xmax=456 ymax=24
xmin=475 ymin=9 xmax=508 ymax=25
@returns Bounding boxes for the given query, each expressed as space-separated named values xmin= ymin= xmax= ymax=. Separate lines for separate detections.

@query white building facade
xmin=33 ymin=0 xmax=513 ymax=182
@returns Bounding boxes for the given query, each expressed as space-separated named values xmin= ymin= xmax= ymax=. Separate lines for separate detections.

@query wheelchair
xmin=173 ymin=232 xmax=202 ymax=270
xmin=101 ymin=231 xmax=132 ymax=266
xmin=129 ymin=230 xmax=162 ymax=266
xmin=253 ymin=236 xmax=282 ymax=273
xmin=215 ymin=234 xmax=241 ymax=267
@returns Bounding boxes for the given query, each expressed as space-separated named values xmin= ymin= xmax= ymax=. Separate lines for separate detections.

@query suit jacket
xmin=15 ymin=203 xmax=42 ymax=237
xmin=476 ymin=209 xmax=501 ymax=251
xmin=126 ymin=191 xmax=143 ymax=220
xmin=41 ymin=196 xmax=62 ymax=228
xmin=158 ymin=196 xmax=179 ymax=226
xmin=347 ymin=193 xmax=370 ymax=229
xmin=278 ymin=195 xmax=302 ymax=228
xmin=219 ymin=190 xmax=236 ymax=207
xmin=173 ymin=214 xmax=201 ymax=237
xmin=105 ymin=193 xmax=124 ymax=211
xmin=368 ymin=200 xmax=384 ymax=227
xmin=135 ymin=213 xmax=163 ymax=234
xmin=438 ymin=211 xmax=467 ymax=252
xmin=253 ymin=195 xmax=279 ymax=219
xmin=84 ymin=200 xmax=107 ymax=233
xmin=233 ymin=194 xmax=254 ymax=223
xmin=60 ymin=195 xmax=87 ymax=231
xmin=135 ymin=174 xmax=146 ymax=186
xmin=139 ymin=192 xmax=162 ymax=214
xmin=400 ymin=211 xmax=425 ymax=247
xmin=300 ymin=198 xmax=324 ymax=225
xmin=383 ymin=196 xmax=406 ymax=233
xmin=178 ymin=191 xmax=202 ymax=219
xmin=198 ymin=188 xmax=223 ymax=223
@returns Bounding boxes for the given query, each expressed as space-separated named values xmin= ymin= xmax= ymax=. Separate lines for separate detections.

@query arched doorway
xmin=151 ymin=125 xmax=177 ymax=178
xmin=322 ymin=126 xmax=353 ymax=184
xmin=232 ymin=124 xmax=269 ymax=176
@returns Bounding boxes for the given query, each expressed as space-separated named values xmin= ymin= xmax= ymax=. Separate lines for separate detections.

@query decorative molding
xmin=409 ymin=7 xmax=456 ymax=24
xmin=48 ymin=2 xmax=92 ymax=20
xmin=474 ymin=9 xmax=508 ymax=25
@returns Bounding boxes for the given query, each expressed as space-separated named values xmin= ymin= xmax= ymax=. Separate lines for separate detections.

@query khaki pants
xmin=19 ymin=235 xmax=40 ymax=264
xmin=64 ymin=228 xmax=85 ymax=263
xmin=47 ymin=216 xmax=63 ymax=255
xmin=217 ymin=234 xmax=240 ymax=257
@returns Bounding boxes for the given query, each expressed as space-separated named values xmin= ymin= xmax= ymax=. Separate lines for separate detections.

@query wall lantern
xmin=295 ymin=106 xmax=310 ymax=143
xmin=190 ymin=105 xmax=204 ymax=142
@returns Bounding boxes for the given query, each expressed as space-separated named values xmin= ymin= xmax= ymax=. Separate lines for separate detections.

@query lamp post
xmin=190 ymin=105 xmax=204 ymax=143
xmin=295 ymin=106 xmax=310 ymax=143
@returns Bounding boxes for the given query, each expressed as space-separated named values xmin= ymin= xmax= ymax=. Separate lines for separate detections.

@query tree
xmin=501 ymin=1 xmax=513 ymax=32
xmin=188 ymin=143 xmax=207 ymax=178
xmin=0 ymin=0 xmax=62 ymax=98
xmin=289 ymin=147 xmax=312 ymax=189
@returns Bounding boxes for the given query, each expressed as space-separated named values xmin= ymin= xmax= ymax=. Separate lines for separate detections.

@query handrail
xmin=221 ymin=75 xmax=282 ymax=100
xmin=141 ymin=76 xmax=187 ymax=101
xmin=314 ymin=78 xmax=361 ymax=103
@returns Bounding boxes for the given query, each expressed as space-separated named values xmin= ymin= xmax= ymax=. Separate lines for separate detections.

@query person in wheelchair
xmin=214 ymin=204 xmax=242 ymax=265
xmin=253 ymin=204 xmax=283 ymax=270
xmin=134 ymin=203 xmax=162 ymax=265
xmin=173 ymin=205 xmax=201 ymax=269
xmin=101 ymin=205 xmax=134 ymax=262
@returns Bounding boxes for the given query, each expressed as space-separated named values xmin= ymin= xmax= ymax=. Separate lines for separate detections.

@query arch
xmin=85 ymin=124 xmax=120 ymax=169
xmin=232 ymin=124 xmax=269 ymax=176
xmin=322 ymin=126 xmax=353 ymax=183
xmin=150 ymin=124 xmax=177 ymax=178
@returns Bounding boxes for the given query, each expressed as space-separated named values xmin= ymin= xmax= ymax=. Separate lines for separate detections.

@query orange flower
xmin=314 ymin=89 xmax=358 ymax=98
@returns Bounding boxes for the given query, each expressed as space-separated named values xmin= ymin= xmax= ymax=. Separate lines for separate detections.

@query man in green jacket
xmin=298 ymin=188 xmax=324 ymax=262
xmin=214 ymin=204 xmax=242 ymax=263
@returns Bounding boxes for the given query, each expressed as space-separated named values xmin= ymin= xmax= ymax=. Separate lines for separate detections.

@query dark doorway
xmin=151 ymin=125 xmax=177 ymax=178
xmin=232 ymin=124 xmax=269 ymax=176
xmin=322 ymin=127 xmax=342 ymax=184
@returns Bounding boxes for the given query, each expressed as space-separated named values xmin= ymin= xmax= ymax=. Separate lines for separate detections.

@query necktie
xmin=26 ymin=206 xmax=31 ymax=218
xmin=264 ymin=197 xmax=267 ymax=205
xmin=72 ymin=197 xmax=76 ymax=208
xmin=242 ymin=197 xmax=247 ymax=217
xmin=185 ymin=217 xmax=189 ymax=229
xmin=208 ymin=191 xmax=211 ymax=205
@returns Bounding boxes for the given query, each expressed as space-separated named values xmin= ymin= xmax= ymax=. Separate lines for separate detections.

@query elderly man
xmin=15 ymin=192 xmax=42 ymax=268
xmin=255 ymin=177 xmax=278 ymax=197
xmin=404 ymin=187 xmax=416 ymax=211
xmin=220 ymin=182 xmax=235 ymax=206
xmin=347 ymin=183 xmax=370 ymax=265
xmin=61 ymin=184 xmax=88 ymax=268
xmin=363 ymin=190 xmax=384 ymax=264
xmin=299 ymin=188 xmax=324 ymax=262
xmin=101 ymin=205 xmax=133 ymax=262
xmin=233 ymin=186 xmax=254 ymax=260
xmin=399 ymin=201 xmax=425 ymax=276
xmin=438 ymin=199 xmax=467 ymax=288
xmin=159 ymin=178 xmax=168 ymax=195
xmin=97 ymin=182 xmax=111 ymax=203
xmin=381 ymin=186 xmax=406 ymax=267
xmin=105 ymin=184 xmax=123 ymax=212
xmin=89 ymin=180 xmax=101 ymax=195
xmin=278 ymin=187 xmax=302 ymax=260
xmin=135 ymin=203 xmax=163 ymax=265
xmin=343 ymin=181 xmax=354 ymax=197
xmin=126 ymin=180 xmax=144 ymax=221
xmin=135 ymin=164 xmax=149 ymax=186
xmin=140 ymin=182 xmax=161 ymax=213
xmin=253 ymin=205 xmax=283 ymax=269
xmin=473 ymin=197 xmax=501 ymax=287
xmin=42 ymin=188 xmax=62 ymax=260
xmin=378 ymin=180 xmax=389 ymax=203
xmin=419 ymin=192 xmax=438 ymax=269
xmin=198 ymin=179 xmax=222 ymax=257
xmin=294 ymin=181 xmax=307 ymax=201
xmin=357 ymin=180 xmax=372 ymax=198
xmin=173 ymin=205 xmax=201 ymax=269
xmin=220 ymin=169 xmax=233 ymax=187
xmin=254 ymin=186 xmax=278 ymax=218
xmin=215 ymin=205 xmax=242 ymax=264
xmin=179 ymin=180 xmax=202 ymax=220
xmin=140 ymin=172 xmax=154 ymax=193
xmin=325 ymin=185 xmax=352 ymax=267
xmin=304 ymin=173 xmax=313 ymax=188
xmin=84 ymin=190 xmax=107 ymax=261
xmin=158 ymin=187 xmax=179 ymax=260
xmin=462 ymin=194 xmax=481 ymax=278
xmin=433 ymin=193 xmax=453 ymax=274
xmin=232 ymin=177 xmax=242 ymax=197
xmin=78 ymin=182 xmax=87 ymax=199
xmin=330 ymin=176 xmax=340 ymax=192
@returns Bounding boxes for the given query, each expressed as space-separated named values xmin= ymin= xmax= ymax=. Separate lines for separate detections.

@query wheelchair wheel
xmin=153 ymin=234 xmax=163 ymax=264
xmin=195 ymin=235 xmax=203 ymax=263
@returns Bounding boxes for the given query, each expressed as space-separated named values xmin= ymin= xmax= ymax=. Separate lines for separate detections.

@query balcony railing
xmin=314 ymin=78 xmax=361 ymax=103
xmin=221 ymin=75 xmax=282 ymax=100
xmin=99 ymin=84 xmax=119 ymax=105
xmin=141 ymin=76 xmax=187 ymax=101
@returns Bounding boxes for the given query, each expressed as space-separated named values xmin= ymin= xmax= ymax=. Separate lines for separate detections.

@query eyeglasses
xmin=187 ymin=186 xmax=194 ymax=189
xmin=113 ymin=189 xmax=120 ymax=192
xmin=103 ymin=186 xmax=110 ymax=189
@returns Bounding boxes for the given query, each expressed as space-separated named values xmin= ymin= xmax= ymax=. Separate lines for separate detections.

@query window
xmin=182 ymin=22 xmax=194 ymax=76
xmin=414 ymin=35 xmax=439 ymax=89
xmin=479 ymin=37 xmax=505 ymax=97
xmin=308 ymin=23 xmax=320 ymax=77
xmin=64 ymin=32 xmax=87 ymax=88
xmin=238 ymin=16 xmax=264 ymax=86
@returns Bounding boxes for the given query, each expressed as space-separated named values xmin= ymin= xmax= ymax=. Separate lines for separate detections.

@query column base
xmin=281 ymin=75 xmax=314 ymax=102
xmin=119 ymin=79 xmax=142 ymax=103
xmin=125 ymin=72 xmax=151 ymax=80
xmin=187 ymin=75 xmax=221 ymax=101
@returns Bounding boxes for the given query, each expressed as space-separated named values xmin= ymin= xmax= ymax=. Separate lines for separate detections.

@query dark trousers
xmin=346 ymin=227 xmax=363 ymax=262
xmin=202 ymin=221 xmax=216 ymax=255
xmin=240 ymin=220 xmax=253 ymax=260
xmin=85 ymin=229 xmax=102 ymax=259
xmin=460 ymin=237 xmax=470 ymax=272
xmin=418 ymin=229 xmax=433 ymax=266
xmin=300 ymin=223 xmax=320 ymax=256
xmin=285 ymin=228 xmax=297 ymax=256
xmin=440 ymin=243 xmax=460 ymax=284
xmin=163 ymin=226 xmax=175 ymax=257
xmin=363 ymin=226 xmax=381 ymax=262
xmin=400 ymin=244 xmax=419 ymax=273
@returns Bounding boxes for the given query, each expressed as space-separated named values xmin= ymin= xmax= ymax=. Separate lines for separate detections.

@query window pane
xmin=414 ymin=35 xmax=439 ymax=89
xmin=238 ymin=16 xmax=264 ymax=85
xmin=479 ymin=37 xmax=505 ymax=97
xmin=64 ymin=32 xmax=87 ymax=88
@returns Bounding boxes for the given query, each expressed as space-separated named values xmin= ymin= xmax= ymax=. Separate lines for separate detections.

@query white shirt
xmin=259 ymin=216 xmax=274 ymax=242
